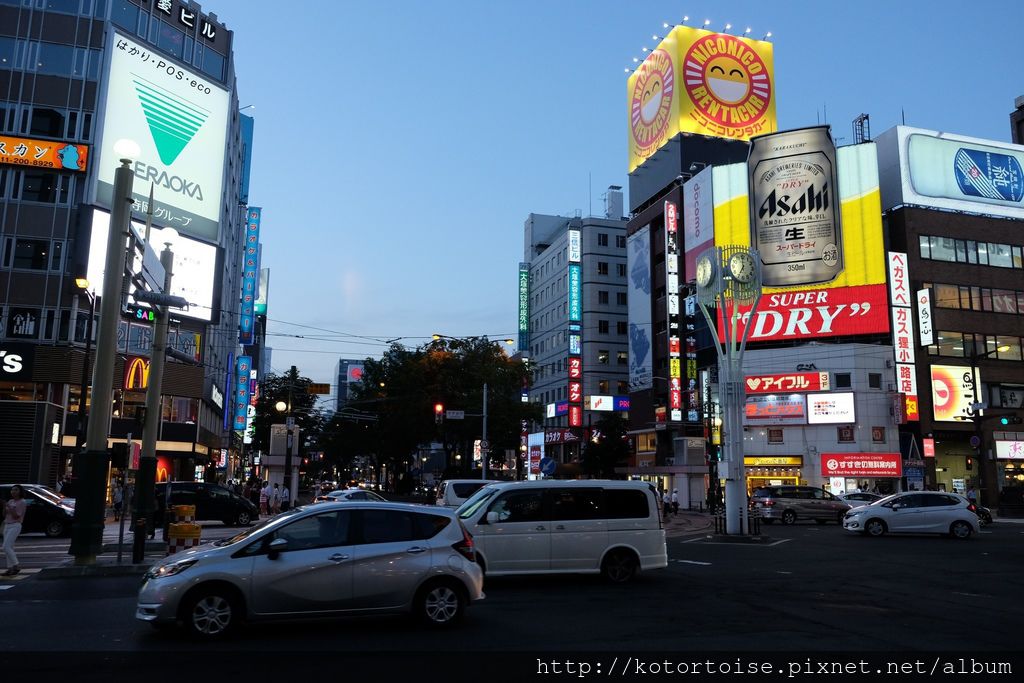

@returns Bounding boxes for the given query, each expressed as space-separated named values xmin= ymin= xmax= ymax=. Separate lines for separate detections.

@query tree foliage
xmin=250 ymin=366 xmax=324 ymax=454
xmin=581 ymin=413 xmax=630 ymax=478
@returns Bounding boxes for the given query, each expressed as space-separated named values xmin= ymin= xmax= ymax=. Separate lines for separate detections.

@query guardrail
xmin=714 ymin=508 xmax=762 ymax=535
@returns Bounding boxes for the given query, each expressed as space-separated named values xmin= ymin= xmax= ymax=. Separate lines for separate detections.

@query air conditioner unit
xmin=885 ymin=360 xmax=893 ymax=368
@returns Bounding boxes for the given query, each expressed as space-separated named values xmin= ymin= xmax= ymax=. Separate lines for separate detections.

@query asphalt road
xmin=1 ymin=520 xmax=1020 ymax=655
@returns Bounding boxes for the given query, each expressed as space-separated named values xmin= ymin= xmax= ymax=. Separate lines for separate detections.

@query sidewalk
xmin=664 ymin=510 xmax=714 ymax=536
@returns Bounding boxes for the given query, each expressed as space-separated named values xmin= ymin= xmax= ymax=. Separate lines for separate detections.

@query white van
xmin=435 ymin=479 xmax=501 ymax=508
xmin=455 ymin=480 xmax=667 ymax=583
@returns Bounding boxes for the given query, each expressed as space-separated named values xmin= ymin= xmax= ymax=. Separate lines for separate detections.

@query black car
xmin=155 ymin=482 xmax=258 ymax=527
xmin=0 ymin=484 xmax=75 ymax=537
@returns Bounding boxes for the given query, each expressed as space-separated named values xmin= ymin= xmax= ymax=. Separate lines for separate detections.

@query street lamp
xmin=73 ymin=278 xmax=96 ymax=449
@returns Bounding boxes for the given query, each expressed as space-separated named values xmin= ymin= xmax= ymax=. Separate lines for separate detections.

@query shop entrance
xmin=747 ymin=473 xmax=799 ymax=493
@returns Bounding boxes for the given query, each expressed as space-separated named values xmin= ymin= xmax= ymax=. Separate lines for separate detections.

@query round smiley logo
xmin=683 ymin=33 xmax=771 ymax=130
xmin=630 ymin=49 xmax=675 ymax=152
xmin=931 ymin=366 xmax=967 ymax=420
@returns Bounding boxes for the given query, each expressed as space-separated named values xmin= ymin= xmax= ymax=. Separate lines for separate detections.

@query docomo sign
xmin=745 ymin=372 xmax=830 ymax=394
xmin=723 ymin=284 xmax=889 ymax=342
xmin=821 ymin=453 xmax=902 ymax=477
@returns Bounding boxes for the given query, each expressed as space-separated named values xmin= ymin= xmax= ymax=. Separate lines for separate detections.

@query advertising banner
xmin=807 ymin=392 xmax=856 ymax=424
xmin=568 ymin=264 xmax=582 ymax=321
xmin=931 ymin=365 xmax=980 ymax=422
xmin=744 ymin=372 xmax=830 ymax=394
xmin=895 ymin=363 xmax=918 ymax=396
xmin=627 ymin=27 xmax=776 ymax=171
xmin=888 ymin=252 xmax=912 ymax=307
xmin=665 ymin=201 xmax=682 ymax=422
xmin=995 ymin=441 xmax=1024 ymax=460
xmin=627 ymin=227 xmax=653 ymax=390
xmin=254 ymin=267 xmax=270 ymax=316
xmin=0 ymin=134 xmax=88 ymax=172
xmin=917 ymin=288 xmax=934 ymax=346
xmin=891 ymin=306 xmax=915 ymax=364
xmin=239 ymin=207 xmax=261 ymax=345
xmin=94 ymin=32 xmax=229 ymax=243
xmin=233 ymin=356 xmax=252 ymax=431
xmin=527 ymin=432 xmax=544 ymax=479
xmin=123 ymin=356 xmax=150 ymax=390
xmin=568 ymin=230 xmax=582 ymax=263
xmin=820 ymin=453 xmax=902 ymax=477
xmin=518 ymin=263 xmax=530 ymax=351
xmin=715 ymin=142 xmax=889 ymax=342
xmin=923 ymin=438 xmax=935 ymax=457
xmin=682 ymin=166 xmax=714 ymax=279
xmin=743 ymin=395 xmax=807 ymax=425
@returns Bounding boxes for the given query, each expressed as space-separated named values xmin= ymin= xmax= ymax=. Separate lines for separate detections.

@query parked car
xmin=435 ymin=479 xmax=501 ymax=508
xmin=842 ymin=491 xmax=980 ymax=538
xmin=0 ymin=484 xmax=75 ymax=537
xmin=155 ymin=482 xmax=259 ymax=527
xmin=975 ymin=504 xmax=993 ymax=526
xmin=315 ymin=489 xmax=387 ymax=503
xmin=837 ymin=492 xmax=883 ymax=509
xmin=136 ymin=501 xmax=483 ymax=638
xmin=455 ymin=480 xmax=667 ymax=583
xmin=749 ymin=485 xmax=851 ymax=525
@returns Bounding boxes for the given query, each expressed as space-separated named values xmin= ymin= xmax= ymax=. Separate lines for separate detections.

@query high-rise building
xmin=0 ymin=0 xmax=249 ymax=487
xmin=334 ymin=358 xmax=364 ymax=412
xmin=519 ymin=187 xmax=628 ymax=468
xmin=1011 ymin=95 xmax=1024 ymax=145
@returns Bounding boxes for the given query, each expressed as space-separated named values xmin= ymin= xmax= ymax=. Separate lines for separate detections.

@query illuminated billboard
xmin=807 ymin=392 xmax=856 ymax=424
xmin=93 ymin=32 xmax=229 ymax=243
xmin=628 ymin=26 xmax=776 ymax=172
xmin=0 ymin=134 xmax=88 ymax=172
xmin=931 ymin=365 xmax=980 ymax=422
xmin=876 ymin=126 xmax=1024 ymax=220
xmin=712 ymin=140 xmax=889 ymax=342
xmin=627 ymin=227 xmax=653 ymax=390
xmin=87 ymin=209 xmax=217 ymax=322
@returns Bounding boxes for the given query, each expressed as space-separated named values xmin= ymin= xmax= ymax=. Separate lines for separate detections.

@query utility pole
xmin=284 ymin=365 xmax=296 ymax=492
xmin=481 ymin=382 xmax=488 ymax=479
xmin=132 ymin=244 xmax=175 ymax=562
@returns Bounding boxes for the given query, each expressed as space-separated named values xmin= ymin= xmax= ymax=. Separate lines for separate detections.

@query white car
xmin=842 ymin=491 xmax=980 ymax=539
xmin=315 ymin=489 xmax=387 ymax=503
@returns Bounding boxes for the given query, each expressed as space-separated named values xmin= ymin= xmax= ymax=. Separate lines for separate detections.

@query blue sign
xmin=954 ymin=148 xmax=1023 ymax=202
xmin=540 ymin=457 xmax=557 ymax=476
xmin=555 ymin=401 xmax=568 ymax=416
xmin=233 ymin=355 xmax=252 ymax=431
xmin=223 ymin=352 xmax=234 ymax=431
xmin=569 ymin=333 xmax=582 ymax=355
xmin=568 ymin=264 xmax=582 ymax=321
xmin=238 ymin=207 xmax=262 ymax=345
xmin=614 ymin=396 xmax=631 ymax=411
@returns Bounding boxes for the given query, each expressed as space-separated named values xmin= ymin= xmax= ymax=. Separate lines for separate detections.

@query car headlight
xmin=147 ymin=559 xmax=197 ymax=579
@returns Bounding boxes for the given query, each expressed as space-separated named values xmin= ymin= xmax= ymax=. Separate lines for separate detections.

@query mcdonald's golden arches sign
xmin=124 ymin=356 xmax=151 ymax=390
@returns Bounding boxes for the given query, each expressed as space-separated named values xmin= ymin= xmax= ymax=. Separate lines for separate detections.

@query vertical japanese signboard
xmin=518 ymin=263 xmax=530 ymax=352
xmin=238 ymin=207 xmax=261 ymax=345
xmin=665 ymin=202 xmax=682 ymax=422
xmin=917 ymin=288 xmax=934 ymax=346
xmin=233 ymin=356 xmax=252 ymax=431
xmin=627 ymin=227 xmax=653 ymax=391
xmin=567 ymin=229 xmax=583 ymax=427
xmin=888 ymin=252 xmax=918 ymax=422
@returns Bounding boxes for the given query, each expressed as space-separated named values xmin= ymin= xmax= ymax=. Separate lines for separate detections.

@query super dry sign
xmin=124 ymin=356 xmax=150 ymax=390
xmin=744 ymin=372 xmax=830 ymax=394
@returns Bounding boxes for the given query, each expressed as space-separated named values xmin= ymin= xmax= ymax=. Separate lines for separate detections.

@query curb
xmin=36 ymin=563 xmax=153 ymax=579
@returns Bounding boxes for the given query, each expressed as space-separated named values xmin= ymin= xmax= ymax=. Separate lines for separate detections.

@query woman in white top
xmin=3 ymin=484 xmax=27 ymax=576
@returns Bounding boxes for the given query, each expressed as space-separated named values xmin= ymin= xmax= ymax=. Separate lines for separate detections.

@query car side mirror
xmin=485 ymin=511 xmax=499 ymax=525
xmin=891 ymin=503 xmax=902 ymax=510
xmin=267 ymin=537 xmax=288 ymax=558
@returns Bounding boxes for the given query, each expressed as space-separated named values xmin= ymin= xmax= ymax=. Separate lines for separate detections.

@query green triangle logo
xmin=133 ymin=79 xmax=209 ymax=165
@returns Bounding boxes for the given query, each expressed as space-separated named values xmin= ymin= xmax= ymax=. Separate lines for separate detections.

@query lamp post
xmin=70 ymin=149 xmax=137 ymax=564
xmin=276 ymin=365 xmax=299 ymax=497
xmin=73 ymin=279 xmax=96 ymax=449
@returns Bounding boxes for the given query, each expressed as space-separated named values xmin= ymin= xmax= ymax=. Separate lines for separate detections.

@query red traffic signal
xmin=434 ymin=403 xmax=444 ymax=424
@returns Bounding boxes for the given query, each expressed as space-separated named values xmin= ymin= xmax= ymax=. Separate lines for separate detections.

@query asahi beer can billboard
xmin=748 ymin=126 xmax=842 ymax=287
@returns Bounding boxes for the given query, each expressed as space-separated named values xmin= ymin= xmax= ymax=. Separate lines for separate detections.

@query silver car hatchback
xmin=136 ymin=501 xmax=484 ymax=638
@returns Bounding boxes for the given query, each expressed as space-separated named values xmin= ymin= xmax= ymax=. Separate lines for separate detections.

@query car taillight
xmin=763 ymin=500 xmax=775 ymax=506
xmin=967 ymin=503 xmax=977 ymax=512
xmin=453 ymin=523 xmax=475 ymax=562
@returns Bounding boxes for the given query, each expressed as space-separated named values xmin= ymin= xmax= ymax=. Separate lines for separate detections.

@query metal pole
xmin=970 ymin=358 xmax=986 ymax=505
xmin=284 ymin=365 xmax=296 ymax=486
xmin=481 ymin=382 xmax=488 ymax=479
xmin=132 ymin=244 xmax=174 ymax=563
xmin=70 ymin=158 xmax=134 ymax=564
xmin=75 ymin=292 xmax=95 ymax=448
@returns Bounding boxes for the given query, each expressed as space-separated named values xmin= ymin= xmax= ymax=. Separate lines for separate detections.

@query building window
xmin=616 ymin=235 xmax=626 ymax=249
xmin=598 ymin=380 xmax=609 ymax=393
xmin=616 ymin=263 xmax=626 ymax=277
xmin=837 ymin=425 xmax=855 ymax=443
xmin=767 ymin=428 xmax=784 ymax=444
xmin=598 ymin=349 xmax=609 ymax=364
xmin=617 ymin=351 xmax=628 ymax=365
xmin=598 ymin=233 xmax=608 ymax=247
xmin=14 ymin=171 xmax=70 ymax=204
xmin=868 ymin=373 xmax=882 ymax=389
xmin=872 ymin=427 xmax=885 ymax=443
xmin=617 ymin=380 xmax=628 ymax=393
xmin=598 ymin=290 xmax=609 ymax=304
xmin=598 ymin=320 xmax=609 ymax=334
xmin=616 ymin=321 xmax=627 ymax=335
xmin=597 ymin=262 xmax=609 ymax=275
xmin=835 ymin=373 xmax=852 ymax=389
xmin=617 ymin=292 xmax=627 ymax=306
xmin=919 ymin=234 xmax=1023 ymax=269
xmin=3 ymin=238 xmax=63 ymax=271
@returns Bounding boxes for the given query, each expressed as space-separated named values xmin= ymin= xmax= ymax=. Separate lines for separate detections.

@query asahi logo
xmin=758 ymin=181 xmax=830 ymax=223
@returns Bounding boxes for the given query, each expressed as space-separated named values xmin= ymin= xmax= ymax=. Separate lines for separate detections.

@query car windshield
xmin=456 ymin=486 xmax=500 ymax=519
xmin=212 ymin=508 xmax=304 ymax=546
xmin=870 ymin=493 xmax=901 ymax=507
xmin=28 ymin=486 xmax=67 ymax=505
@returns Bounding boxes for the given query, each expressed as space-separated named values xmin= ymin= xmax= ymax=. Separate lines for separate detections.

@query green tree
xmin=581 ymin=413 xmax=630 ymax=478
xmin=250 ymin=366 xmax=324 ymax=456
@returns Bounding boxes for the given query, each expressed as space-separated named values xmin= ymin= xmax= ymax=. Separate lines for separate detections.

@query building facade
xmin=0 ymin=0 xmax=248 ymax=488
xmin=334 ymin=357 xmax=363 ymax=412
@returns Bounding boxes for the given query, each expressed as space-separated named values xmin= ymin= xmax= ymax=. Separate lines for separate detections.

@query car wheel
xmin=782 ymin=510 xmax=797 ymax=525
xmin=949 ymin=520 xmax=973 ymax=539
xmin=415 ymin=580 xmax=466 ymax=627
xmin=865 ymin=519 xmax=886 ymax=537
xmin=181 ymin=586 xmax=240 ymax=639
xmin=234 ymin=511 xmax=252 ymax=526
xmin=45 ymin=519 xmax=67 ymax=538
xmin=601 ymin=549 xmax=638 ymax=584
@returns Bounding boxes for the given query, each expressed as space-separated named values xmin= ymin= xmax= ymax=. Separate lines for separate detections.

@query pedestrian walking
xmin=966 ymin=486 xmax=978 ymax=505
xmin=3 ymin=484 xmax=26 ymax=576
xmin=280 ymin=483 xmax=291 ymax=512
xmin=671 ymin=489 xmax=680 ymax=515
xmin=112 ymin=481 xmax=124 ymax=521
xmin=662 ymin=490 xmax=672 ymax=518
xmin=271 ymin=483 xmax=281 ymax=514
xmin=259 ymin=481 xmax=270 ymax=516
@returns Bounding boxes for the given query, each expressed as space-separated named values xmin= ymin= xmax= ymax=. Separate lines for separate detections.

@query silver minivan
xmin=435 ymin=479 xmax=501 ymax=508
xmin=456 ymin=480 xmax=667 ymax=583
xmin=136 ymin=501 xmax=484 ymax=638
xmin=750 ymin=485 xmax=851 ymax=524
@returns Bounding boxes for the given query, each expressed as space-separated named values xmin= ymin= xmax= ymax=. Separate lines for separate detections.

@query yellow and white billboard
xmin=931 ymin=365 xmax=980 ymax=422
xmin=628 ymin=27 xmax=776 ymax=172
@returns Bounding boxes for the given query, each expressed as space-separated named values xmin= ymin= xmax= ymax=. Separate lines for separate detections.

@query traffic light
xmin=434 ymin=403 xmax=444 ymax=425
xmin=999 ymin=416 xmax=1022 ymax=425
xmin=966 ymin=456 xmax=973 ymax=470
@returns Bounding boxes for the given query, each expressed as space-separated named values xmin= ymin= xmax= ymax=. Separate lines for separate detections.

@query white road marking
xmin=776 ymin=571 xmax=793 ymax=574
xmin=682 ymin=537 xmax=793 ymax=546
xmin=678 ymin=560 xmax=712 ymax=566
xmin=0 ymin=585 xmax=13 ymax=590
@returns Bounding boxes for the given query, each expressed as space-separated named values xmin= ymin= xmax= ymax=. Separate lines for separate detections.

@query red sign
xmin=545 ymin=429 xmax=580 ymax=444
xmin=529 ymin=446 xmax=542 ymax=474
xmin=721 ymin=283 xmax=890 ymax=342
xmin=923 ymin=438 xmax=935 ymax=458
xmin=744 ymin=372 xmax=830 ymax=394
xmin=665 ymin=201 xmax=678 ymax=234
xmin=568 ymin=357 xmax=582 ymax=379
xmin=904 ymin=394 xmax=920 ymax=422
xmin=569 ymin=405 xmax=583 ymax=427
xmin=821 ymin=453 xmax=903 ymax=477
xmin=670 ymin=389 xmax=682 ymax=409
xmin=124 ymin=356 xmax=151 ymax=390
xmin=568 ymin=381 xmax=582 ymax=403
